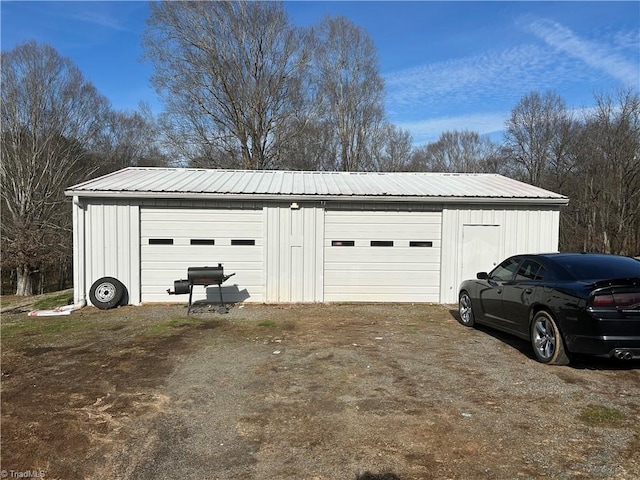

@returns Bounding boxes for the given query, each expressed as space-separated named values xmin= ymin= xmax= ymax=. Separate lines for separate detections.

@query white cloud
xmin=73 ymin=11 xmax=129 ymax=31
xmin=71 ymin=3 xmax=142 ymax=33
xmin=384 ymin=39 xmax=596 ymax=119
xmin=395 ymin=112 xmax=509 ymax=145
xmin=525 ymin=18 xmax=639 ymax=86
xmin=382 ymin=41 xmax=585 ymax=145
xmin=381 ymin=15 xmax=639 ymax=146
xmin=383 ymin=43 xmax=580 ymax=111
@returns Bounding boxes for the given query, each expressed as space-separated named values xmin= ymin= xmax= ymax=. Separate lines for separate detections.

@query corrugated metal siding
xmin=84 ymin=201 xmax=140 ymax=306
xmin=70 ymin=190 xmax=563 ymax=306
xmin=72 ymin=198 xmax=86 ymax=306
xmin=265 ymin=205 xmax=324 ymax=302
xmin=439 ymin=206 xmax=561 ymax=303
xmin=67 ymin=167 xmax=568 ymax=202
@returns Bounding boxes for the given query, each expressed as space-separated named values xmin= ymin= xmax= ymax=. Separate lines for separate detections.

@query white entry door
xmin=461 ymin=224 xmax=501 ymax=281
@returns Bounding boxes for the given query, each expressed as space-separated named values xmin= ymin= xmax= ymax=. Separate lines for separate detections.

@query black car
xmin=458 ymin=253 xmax=640 ymax=365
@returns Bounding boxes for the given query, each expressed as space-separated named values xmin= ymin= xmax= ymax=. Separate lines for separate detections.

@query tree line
xmin=1 ymin=43 xmax=168 ymax=295
xmin=2 ymin=1 xmax=638 ymax=295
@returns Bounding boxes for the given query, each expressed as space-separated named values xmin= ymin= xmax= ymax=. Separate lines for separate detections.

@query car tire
xmin=530 ymin=311 xmax=569 ymax=365
xmin=458 ymin=292 xmax=476 ymax=327
xmin=89 ymin=277 xmax=125 ymax=310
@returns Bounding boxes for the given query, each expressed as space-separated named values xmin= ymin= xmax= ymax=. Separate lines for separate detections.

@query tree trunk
xmin=15 ymin=265 xmax=34 ymax=296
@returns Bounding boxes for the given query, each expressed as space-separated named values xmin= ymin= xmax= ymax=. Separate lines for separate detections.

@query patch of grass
xmin=147 ymin=316 xmax=210 ymax=336
xmin=1 ymin=289 xmax=75 ymax=312
xmin=1 ymin=315 xmax=211 ymax=355
xmin=578 ymin=404 xmax=626 ymax=428
xmin=0 ymin=315 xmax=127 ymax=351
xmin=1 ymin=316 xmax=88 ymax=340
xmin=33 ymin=292 xmax=74 ymax=310
xmin=258 ymin=320 xmax=276 ymax=328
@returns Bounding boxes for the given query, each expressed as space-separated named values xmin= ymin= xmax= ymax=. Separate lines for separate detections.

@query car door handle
xmin=496 ymin=289 xmax=502 ymax=294
xmin=524 ymin=288 xmax=532 ymax=294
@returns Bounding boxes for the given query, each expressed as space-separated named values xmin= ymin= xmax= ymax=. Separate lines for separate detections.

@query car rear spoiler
xmin=591 ymin=277 xmax=640 ymax=290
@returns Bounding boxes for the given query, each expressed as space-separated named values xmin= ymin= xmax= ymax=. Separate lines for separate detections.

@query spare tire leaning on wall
xmin=89 ymin=277 xmax=127 ymax=310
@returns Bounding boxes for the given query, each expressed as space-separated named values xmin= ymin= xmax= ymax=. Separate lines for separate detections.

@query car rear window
xmin=515 ymin=260 xmax=546 ymax=281
xmin=554 ymin=256 xmax=640 ymax=280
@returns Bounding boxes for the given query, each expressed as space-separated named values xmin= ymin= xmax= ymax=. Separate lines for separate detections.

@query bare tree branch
xmin=144 ymin=1 xmax=309 ymax=169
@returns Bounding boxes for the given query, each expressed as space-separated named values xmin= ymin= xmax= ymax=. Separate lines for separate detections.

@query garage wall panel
xmin=75 ymin=194 xmax=562 ymax=308
xmin=84 ymin=201 xmax=140 ymax=306
xmin=265 ymin=205 xmax=324 ymax=303
xmin=440 ymin=206 xmax=561 ymax=304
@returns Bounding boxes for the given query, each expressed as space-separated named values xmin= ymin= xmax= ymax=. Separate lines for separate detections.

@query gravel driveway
xmin=95 ymin=303 xmax=640 ymax=480
xmin=2 ymin=302 xmax=639 ymax=479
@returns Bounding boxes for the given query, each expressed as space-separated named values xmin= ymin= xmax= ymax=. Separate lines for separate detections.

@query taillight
xmin=592 ymin=292 xmax=640 ymax=308
xmin=592 ymin=294 xmax=615 ymax=307
xmin=613 ymin=292 xmax=640 ymax=307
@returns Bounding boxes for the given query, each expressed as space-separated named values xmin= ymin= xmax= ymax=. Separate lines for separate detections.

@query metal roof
xmin=65 ymin=167 xmax=569 ymax=205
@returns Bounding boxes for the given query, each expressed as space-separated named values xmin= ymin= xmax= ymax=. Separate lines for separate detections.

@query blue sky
xmin=2 ymin=1 xmax=638 ymax=145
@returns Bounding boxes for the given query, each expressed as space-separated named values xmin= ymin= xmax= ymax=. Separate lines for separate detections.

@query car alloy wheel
xmin=458 ymin=292 xmax=475 ymax=327
xmin=531 ymin=311 xmax=569 ymax=365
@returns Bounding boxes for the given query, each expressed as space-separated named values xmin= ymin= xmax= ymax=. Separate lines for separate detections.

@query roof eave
xmin=65 ymin=190 xmax=569 ymax=206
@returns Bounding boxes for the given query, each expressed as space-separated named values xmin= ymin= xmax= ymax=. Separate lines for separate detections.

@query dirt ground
xmin=1 ymin=301 xmax=639 ymax=480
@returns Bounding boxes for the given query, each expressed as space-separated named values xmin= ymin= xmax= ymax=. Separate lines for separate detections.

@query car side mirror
xmin=476 ymin=272 xmax=489 ymax=280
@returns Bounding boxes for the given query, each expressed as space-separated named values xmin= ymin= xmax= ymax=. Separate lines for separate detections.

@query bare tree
xmin=370 ymin=123 xmax=413 ymax=172
xmin=144 ymin=1 xmax=309 ymax=169
xmin=311 ymin=15 xmax=385 ymax=172
xmin=95 ymin=105 xmax=170 ymax=175
xmin=1 ymin=42 xmax=110 ymax=295
xmin=277 ymin=118 xmax=337 ymax=171
xmin=503 ymin=91 xmax=573 ymax=186
xmin=567 ymin=89 xmax=640 ymax=255
xmin=408 ymin=130 xmax=501 ymax=173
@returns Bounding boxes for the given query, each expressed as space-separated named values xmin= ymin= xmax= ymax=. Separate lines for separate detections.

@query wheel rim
xmin=95 ymin=282 xmax=116 ymax=303
xmin=459 ymin=294 xmax=472 ymax=324
xmin=533 ymin=317 xmax=556 ymax=360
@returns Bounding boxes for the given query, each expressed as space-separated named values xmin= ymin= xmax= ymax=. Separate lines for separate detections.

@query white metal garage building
xmin=65 ymin=167 xmax=568 ymax=307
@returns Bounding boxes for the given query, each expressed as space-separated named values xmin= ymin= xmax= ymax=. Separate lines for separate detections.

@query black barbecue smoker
xmin=167 ymin=263 xmax=235 ymax=314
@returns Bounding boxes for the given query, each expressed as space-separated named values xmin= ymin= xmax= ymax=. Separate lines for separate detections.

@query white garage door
xmin=140 ymin=208 xmax=263 ymax=303
xmin=324 ymin=210 xmax=442 ymax=302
